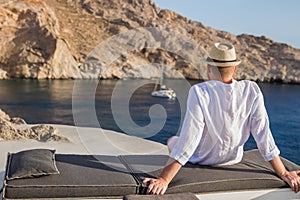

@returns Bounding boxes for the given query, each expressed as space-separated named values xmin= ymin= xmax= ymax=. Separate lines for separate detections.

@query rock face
xmin=0 ymin=0 xmax=299 ymax=82
xmin=0 ymin=109 xmax=69 ymax=142
xmin=0 ymin=0 xmax=80 ymax=79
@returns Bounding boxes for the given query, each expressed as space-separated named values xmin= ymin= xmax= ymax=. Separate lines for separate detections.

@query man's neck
xmin=222 ymin=78 xmax=233 ymax=84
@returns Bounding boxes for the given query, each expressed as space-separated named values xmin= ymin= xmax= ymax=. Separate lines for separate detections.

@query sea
xmin=0 ymin=79 xmax=299 ymax=165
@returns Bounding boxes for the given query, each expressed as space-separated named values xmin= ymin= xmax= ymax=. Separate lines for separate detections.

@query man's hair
xmin=217 ymin=66 xmax=235 ymax=78
xmin=208 ymin=64 xmax=235 ymax=79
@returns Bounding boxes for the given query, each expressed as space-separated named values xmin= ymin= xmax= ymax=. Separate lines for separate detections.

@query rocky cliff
xmin=0 ymin=0 xmax=299 ymax=82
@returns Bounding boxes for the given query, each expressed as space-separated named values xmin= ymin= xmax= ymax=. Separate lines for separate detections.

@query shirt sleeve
xmin=169 ymin=86 xmax=205 ymax=165
xmin=250 ymin=84 xmax=280 ymax=161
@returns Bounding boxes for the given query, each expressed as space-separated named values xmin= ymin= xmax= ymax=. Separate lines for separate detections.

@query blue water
xmin=0 ymin=79 xmax=299 ymax=165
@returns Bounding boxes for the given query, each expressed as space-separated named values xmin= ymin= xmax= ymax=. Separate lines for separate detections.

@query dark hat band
xmin=206 ymin=57 xmax=238 ymax=63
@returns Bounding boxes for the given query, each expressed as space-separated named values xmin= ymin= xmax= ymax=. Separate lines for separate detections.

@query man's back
xmin=170 ymin=80 xmax=280 ymax=166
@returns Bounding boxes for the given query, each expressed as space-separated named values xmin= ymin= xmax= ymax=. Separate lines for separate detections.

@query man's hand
xmin=281 ymin=170 xmax=300 ymax=193
xmin=142 ymin=158 xmax=182 ymax=195
xmin=269 ymin=156 xmax=300 ymax=193
xmin=143 ymin=177 xmax=168 ymax=195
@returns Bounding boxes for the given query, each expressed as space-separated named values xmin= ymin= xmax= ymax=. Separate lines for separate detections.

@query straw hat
xmin=205 ymin=43 xmax=241 ymax=67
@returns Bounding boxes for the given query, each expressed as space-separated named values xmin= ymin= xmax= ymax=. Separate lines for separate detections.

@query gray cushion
xmin=6 ymin=149 xmax=59 ymax=180
xmin=120 ymin=149 xmax=300 ymax=194
xmin=3 ymin=154 xmax=138 ymax=199
xmin=123 ymin=193 xmax=198 ymax=200
xmin=3 ymin=150 xmax=300 ymax=199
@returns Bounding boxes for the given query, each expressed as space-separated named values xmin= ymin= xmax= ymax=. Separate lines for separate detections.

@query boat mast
xmin=160 ymin=66 xmax=164 ymax=89
xmin=153 ymin=79 xmax=158 ymax=92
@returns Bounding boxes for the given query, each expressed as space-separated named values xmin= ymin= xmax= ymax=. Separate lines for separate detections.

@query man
xmin=143 ymin=43 xmax=300 ymax=194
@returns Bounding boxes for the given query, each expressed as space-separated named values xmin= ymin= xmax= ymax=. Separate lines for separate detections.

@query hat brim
xmin=205 ymin=57 xmax=241 ymax=67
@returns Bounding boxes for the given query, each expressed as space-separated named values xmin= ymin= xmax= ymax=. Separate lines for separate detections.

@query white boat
xmin=151 ymin=78 xmax=176 ymax=99
xmin=151 ymin=85 xmax=176 ymax=98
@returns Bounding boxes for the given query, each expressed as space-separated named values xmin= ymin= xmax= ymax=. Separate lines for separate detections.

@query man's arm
xmin=249 ymin=87 xmax=300 ymax=193
xmin=143 ymin=158 xmax=182 ymax=195
xmin=269 ymin=156 xmax=300 ymax=193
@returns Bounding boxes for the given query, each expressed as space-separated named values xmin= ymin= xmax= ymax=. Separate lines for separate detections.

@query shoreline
xmin=1 ymin=78 xmax=300 ymax=85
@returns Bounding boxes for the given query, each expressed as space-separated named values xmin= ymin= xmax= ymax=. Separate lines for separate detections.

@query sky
xmin=153 ymin=0 xmax=300 ymax=49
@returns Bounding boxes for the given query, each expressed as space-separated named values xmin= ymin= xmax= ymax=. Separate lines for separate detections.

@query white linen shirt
xmin=170 ymin=80 xmax=280 ymax=166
